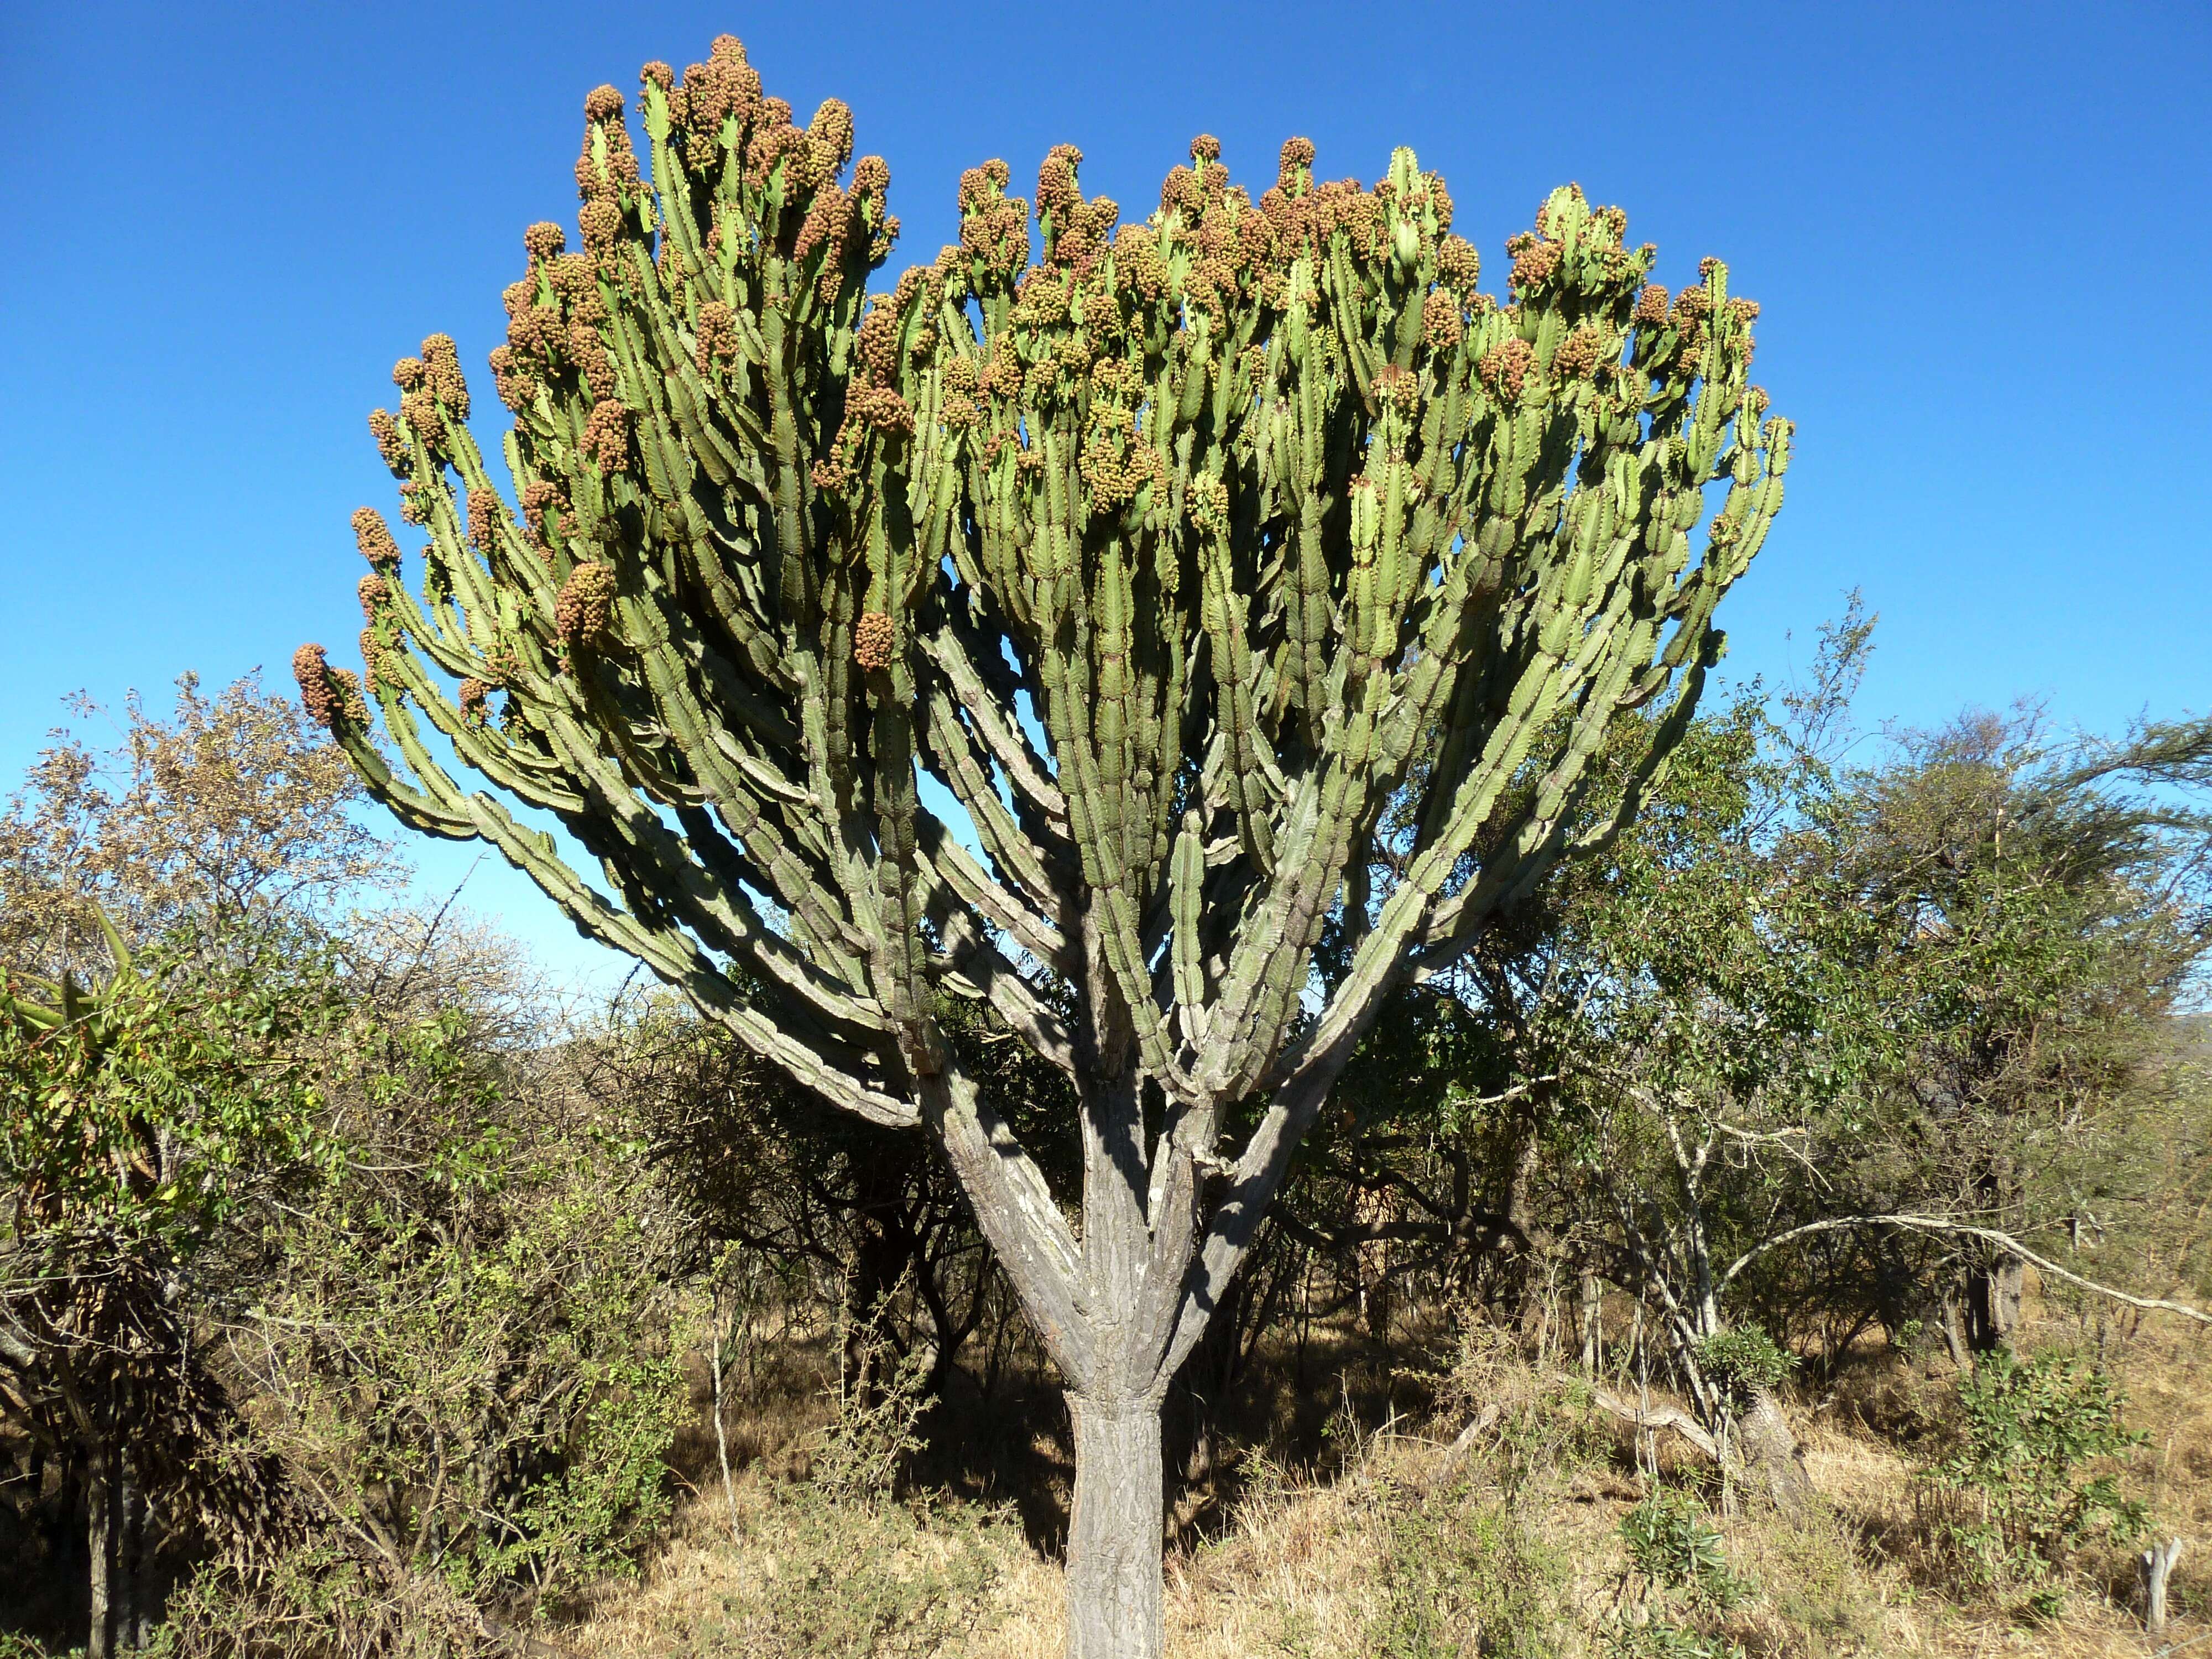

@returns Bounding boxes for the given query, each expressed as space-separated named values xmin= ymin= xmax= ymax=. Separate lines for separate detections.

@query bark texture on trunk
xmin=1964 ymin=1252 xmax=2023 ymax=1353
xmin=84 ymin=1439 xmax=149 ymax=1657
xmin=1065 ymin=1394 xmax=1165 ymax=1659
xmin=2140 ymin=1537 xmax=2184 ymax=1635
xmin=87 ymin=1453 xmax=113 ymax=1659
xmin=1737 ymin=1386 xmax=1813 ymax=1516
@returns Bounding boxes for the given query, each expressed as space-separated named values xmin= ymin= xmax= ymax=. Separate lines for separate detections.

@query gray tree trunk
xmin=1065 ymin=1394 xmax=1166 ymax=1659
xmin=86 ymin=1446 xmax=113 ymax=1659
xmin=117 ymin=1453 xmax=144 ymax=1651
xmin=2141 ymin=1537 xmax=2185 ymax=1635
xmin=1737 ymin=1386 xmax=1813 ymax=1515
xmin=1964 ymin=1250 xmax=2022 ymax=1353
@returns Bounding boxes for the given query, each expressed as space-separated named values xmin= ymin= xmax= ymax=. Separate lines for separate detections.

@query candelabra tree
xmin=299 ymin=36 xmax=1788 ymax=1658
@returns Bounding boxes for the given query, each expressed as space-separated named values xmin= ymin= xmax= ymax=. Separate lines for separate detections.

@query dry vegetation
xmin=567 ymin=1296 xmax=2209 ymax=1659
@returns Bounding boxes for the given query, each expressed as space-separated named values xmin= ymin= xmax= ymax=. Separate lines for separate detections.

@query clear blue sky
xmin=3 ymin=0 xmax=2206 ymax=983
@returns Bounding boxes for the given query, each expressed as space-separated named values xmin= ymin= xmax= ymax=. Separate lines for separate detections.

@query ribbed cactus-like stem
xmin=303 ymin=41 xmax=1788 ymax=1657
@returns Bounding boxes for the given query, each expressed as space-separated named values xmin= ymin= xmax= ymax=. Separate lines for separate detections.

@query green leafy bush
xmin=1620 ymin=1488 xmax=1755 ymax=1611
xmin=1692 ymin=1326 xmax=1797 ymax=1409
xmin=1923 ymin=1348 xmax=2148 ymax=1589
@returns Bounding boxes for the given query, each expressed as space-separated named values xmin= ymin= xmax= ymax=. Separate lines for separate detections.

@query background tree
xmin=299 ymin=36 xmax=1788 ymax=1655
xmin=0 ymin=674 xmax=394 ymax=978
xmin=0 ymin=926 xmax=330 ymax=1658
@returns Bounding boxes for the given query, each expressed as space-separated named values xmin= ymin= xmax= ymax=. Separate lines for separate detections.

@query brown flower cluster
xmin=811 ymin=381 xmax=916 ymax=492
xmin=456 ymin=677 xmax=492 ymax=726
xmin=1506 ymin=234 xmax=1560 ymax=295
xmin=1035 ymin=146 xmax=1119 ymax=280
xmin=1255 ymin=171 xmax=1371 ymax=264
xmin=957 ymin=159 xmax=1031 ymax=278
xmin=853 ymin=300 xmax=902 ymax=385
xmin=1079 ymin=408 xmax=1162 ymax=510
xmin=672 ymin=35 xmax=762 ymax=154
xmin=356 ymin=573 xmax=389 ymax=617
xmin=1478 ymin=336 xmax=1536 ymax=403
xmin=852 ymin=610 xmax=897 ymax=671
xmin=791 ymin=181 xmax=857 ymax=301
xmin=521 ymin=480 xmax=565 ymax=547
xmin=1188 ymin=474 xmax=1232 ymax=535
xmin=368 ymin=409 xmax=407 ymax=476
xmin=852 ymin=154 xmax=896 ymax=262
xmin=358 ymin=628 xmax=392 ymax=696
xmin=846 ymin=385 xmax=914 ymax=437
xmin=398 ymin=388 xmax=445 ymax=453
xmin=573 ymin=93 xmax=643 ymax=278
xmin=291 ymin=644 xmax=360 ymax=731
xmin=486 ymin=345 xmax=539 ymax=415
xmin=524 ymin=221 xmax=566 ymax=261
xmin=1373 ymin=362 xmax=1421 ymax=415
xmin=1634 ymin=283 xmax=1670 ymax=327
xmin=1110 ymin=224 xmax=1170 ymax=304
xmin=401 ymin=334 xmax=470 ymax=431
xmin=1421 ymin=290 xmax=1463 ymax=353
xmin=695 ymin=300 xmax=741 ymax=375
xmin=808 ymin=98 xmax=854 ymax=171
xmin=1435 ymin=234 xmax=1479 ymax=293
xmin=353 ymin=506 xmax=401 ymax=567
xmin=1551 ymin=325 xmax=1608 ymax=382
xmin=554 ymin=562 xmax=618 ymax=650
xmin=1532 ymin=183 xmax=1582 ymax=239
xmin=744 ymin=119 xmax=822 ymax=195
xmin=466 ymin=488 xmax=502 ymax=552
xmin=567 ymin=320 xmax=614 ymax=400
xmin=578 ymin=197 xmax=623 ymax=257
xmin=581 ymin=398 xmax=631 ymax=471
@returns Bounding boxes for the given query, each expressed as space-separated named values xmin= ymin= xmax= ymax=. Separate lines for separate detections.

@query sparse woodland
xmin=6 ymin=33 xmax=2212 ymax=1659
xmin=4 ymin=638 xmax=2207 ymax=1658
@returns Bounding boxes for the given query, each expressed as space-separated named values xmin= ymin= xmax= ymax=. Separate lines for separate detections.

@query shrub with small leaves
xmin=1693 ymin=1324 xmax=1796 ymax=1410
xmin=1620 ymin=1487 xmax=1755 ymax=1611
xmin=1923 ymin=1348 xmax=2148 ymax=1587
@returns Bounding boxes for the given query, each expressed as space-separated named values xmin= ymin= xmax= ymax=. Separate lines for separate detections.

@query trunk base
xmin=1739 ymin=1387 xmax=1813 ymax=1516
xmin=1065 ymin=1393 xmax=1165 ymax=1659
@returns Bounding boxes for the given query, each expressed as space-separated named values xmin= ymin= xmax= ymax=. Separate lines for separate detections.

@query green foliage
xmin=1619 ymin=1488 xmax=1755 ymax=1611
xmin=0 ymin=924 xmax=336 ymax=1253
xmin=156 ymin=1541 xmax=502 ymax=1659
xmin=237 ymin=1001 xmax=683 ymax=1606
xmin=1924 ymin=1348 xmax=2148 ymax=1585
xmin=1693 ymin=1326 xmax=1797 ymax=1408
xmin=1365 ymin=1485 xmax=1566 ymax=1659
xmin=1605 ymin=1622 xmax=1744 ymax=1659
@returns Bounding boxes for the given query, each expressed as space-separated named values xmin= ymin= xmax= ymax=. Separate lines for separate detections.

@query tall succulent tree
xmin=299 ymin=37 xmax=1788 ymax=1657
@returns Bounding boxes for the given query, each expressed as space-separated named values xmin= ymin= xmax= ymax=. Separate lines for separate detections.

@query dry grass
xmin=564 ymin=1312 xmax=2210 ymax=1659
